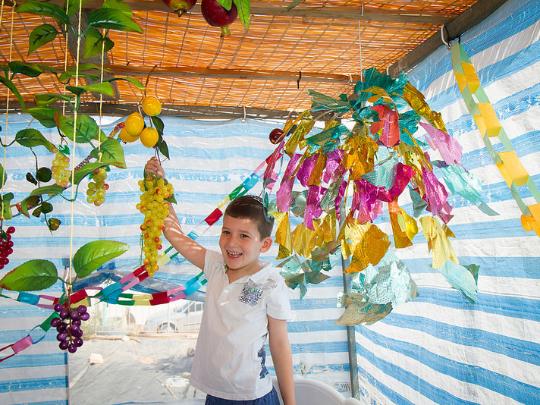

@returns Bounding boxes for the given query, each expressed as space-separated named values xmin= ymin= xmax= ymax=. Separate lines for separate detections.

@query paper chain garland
xmin=1 ymin=67 xmax=494 ymax=359
xmin=0 ymin=151 xmax=282 ymax=362
xmin=450 ymin=42 xmax=540 ymax=236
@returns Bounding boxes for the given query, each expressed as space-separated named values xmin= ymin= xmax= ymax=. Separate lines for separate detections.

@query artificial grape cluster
xmin=136 ymin=176 xmax=174 ymax=275
xmin=0 ymin=226 xmax=15 ymax=270
xmin=51 ymin=152 xmax=70 ymax=187
xmin=86 ymin=168 xmax=109 ymax=206
xmin=51 ymin=303 xmax=90 ymax=353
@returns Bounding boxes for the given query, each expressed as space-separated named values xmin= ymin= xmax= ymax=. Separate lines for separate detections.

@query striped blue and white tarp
xmin=355 ymin=0 xmax=540 ymax=404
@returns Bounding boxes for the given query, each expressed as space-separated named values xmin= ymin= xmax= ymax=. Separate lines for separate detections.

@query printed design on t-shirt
xmin=239 ymin=278 xmax=276 ymax=306
xmin=258 ymin=344 xmax=269 ymax=379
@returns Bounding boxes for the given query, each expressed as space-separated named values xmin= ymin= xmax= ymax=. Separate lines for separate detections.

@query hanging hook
xmin=242 ymin=106 xmax=247 ymax=123
xmin=297 ymin=71 xmax=302 ymax=90
xmin=440 ymin=25 xmax=451 ymax=49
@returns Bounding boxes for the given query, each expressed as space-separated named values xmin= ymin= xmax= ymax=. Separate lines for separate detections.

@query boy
xmin=145 ymin=157 xmax=296 ymax=405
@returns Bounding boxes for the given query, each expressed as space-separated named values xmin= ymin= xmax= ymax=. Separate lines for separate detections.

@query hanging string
xmin=62 ymin=1 xmax=70 ymax=116
xmin=67 ymin=0 xmax=84 ymax=293
xmin=97 ymin=33 xmax=106 ymax=156
xmin=358 ymin=1 xmax=364 ymax=81
xmin=1 ymin=1 xmax=15 ymax=221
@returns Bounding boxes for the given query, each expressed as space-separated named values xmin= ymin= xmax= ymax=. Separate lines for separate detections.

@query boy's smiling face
xmin=219 ymin=215 xmax=272 ymax=275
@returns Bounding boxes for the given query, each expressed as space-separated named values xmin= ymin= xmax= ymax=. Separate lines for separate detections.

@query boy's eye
xmin=240 ymin=234 xmax=250 ymax=239
xmin=222 ymin=230 xmax=230 ymax=235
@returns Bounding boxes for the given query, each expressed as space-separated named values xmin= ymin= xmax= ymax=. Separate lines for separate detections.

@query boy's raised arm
xmin=144 ymin=157 xmax=207 ymax=270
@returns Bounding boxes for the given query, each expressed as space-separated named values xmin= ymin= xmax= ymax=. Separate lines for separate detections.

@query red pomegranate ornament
xmin=162 ymin=0 xmax=197 ymax=16
xmin=269 ymin=128 xmax=285 ymax=144
xmin=201 ymin=0 xmax=238 ymax=37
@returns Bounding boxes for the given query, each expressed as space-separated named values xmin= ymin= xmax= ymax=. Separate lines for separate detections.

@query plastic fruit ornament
xmin=119 ymin=127 xmax=139 ymax=143
xmin=162 ymin=0 xmax=197 ymax=16
xmin=52 ymin=303 xmax=91 ymax=353
xmin=140 ymin=127 xmax=159 ymax=148
xmin=125 ymin=112 xmax=145 ymax=136
xmin=51 ymin=152 xmax=70 ymax=187
xmin=269 ymin=128 xmax=285 ymax=144
xmin=201 ymin=0 xmax=238 ymax=37
xmin=141 ymin=96 xmax=162 ymax=116
xmin=0 ymin=226 xmax=16 ymax=270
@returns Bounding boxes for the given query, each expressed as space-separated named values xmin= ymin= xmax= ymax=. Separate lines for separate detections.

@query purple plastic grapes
xmin=52 ymin=303 xmax=91 ymax=354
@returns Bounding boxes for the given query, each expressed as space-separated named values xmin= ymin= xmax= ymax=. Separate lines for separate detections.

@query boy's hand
xmin=144 ymin=157 xmax=165 ymax=178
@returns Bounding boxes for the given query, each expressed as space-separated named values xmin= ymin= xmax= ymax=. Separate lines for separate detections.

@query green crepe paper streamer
xmin=306 ymin=124 xmax=350 ymax=149
xmin=409 ymin=187 xmax=428 ymax=217
xmin=362 ymin=153 xmax=398 ymax=189
xmin=399 ymin=110 xmax=421 ymax=146
xmin=290 ymin=191 xmax=307 ymax=217
xmin=440 ymin=260 xmax=478 ymax=303
xmin=308 ymin=90 xmax=351 ymax=114
xmin=354 ymin=251 xmax=418 ymax=306
xmin=436 ymin=163 xmax=498 ymax=216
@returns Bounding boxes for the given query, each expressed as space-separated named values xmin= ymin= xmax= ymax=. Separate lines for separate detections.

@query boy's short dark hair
xmin=224 ymin=195 xmax=274 ymax=238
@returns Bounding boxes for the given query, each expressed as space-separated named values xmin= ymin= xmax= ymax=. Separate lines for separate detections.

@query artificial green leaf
xmin=73 ymin=161 xmax=109 ymax=184
xmin=83 ymin=82 xmax=114 ymax=97
xmin=107 ymin=76 xmax=144 ymax=90
xmin=15 ymin=128 xmax=56 ymax=151
xmin=32 ymin=206 xmax=43 ymax=217
xmin=0 ymin=259 xmax=58 ymax=291
xmin=465 ymin=263 xmax=480 ymax=285
xmin=40 ymin=201 xmax=53 ymax=214
xmin=158 ymin=136 xmax=170 ymax=159
xmin=90 ymin=138 xmax=126 ymax=168
xmin=31 ymin=184 xmax=65 ymax=197
xmin=65 ymin=0 xmax=83 ymax=16
xmin=28 ymin=24 xmax=58 ymax=54
xmin=102 ymin=0 xmax=132 ymax=12
xmin=47 ymin=217 xmax=61 ymax=231
xmin=0 ymin=75 xmax=26 ymax=110
xmin=87 ymin=8 xmax=143 ymax=33
xmin=165 ymin=194 xmax=177 ymax=204
xmin=34 ymin=93 xmax=73 ymax=106
xmin=233 ymin=0 xmax=250 ymax=29
xmin=151 ymin=115 xmax=164 ymax=135
xmin=8 ymin=61 xmax=43 ymax=77
xmin=0 ymin=164 xmax=7 ymax=190
xmin=36 ymin=167 xmax=53 ymax=183
xmin=73 ymin=240 xmax=129 ymax=278
xmin=26 ymin=172 xmax=38 ymax=185
xmin=27 ymin=107 xmax=57 ymax=128
xmin=0 ymin=193 xmax=14 ymax=220
xmin=16 ymin=1 xmax=69 ymax=25
xmin=66 ymin=85 xmax=86 ymax=96
xmin=83 ymin=27 xmax=115 ymax=58
xmin=217 ymin=0 xmax=233 ymax=10
xmin=59 ymin=114 xmax=99 ymax=143
xmin=18 ymin=195 xmax=40 ymax=217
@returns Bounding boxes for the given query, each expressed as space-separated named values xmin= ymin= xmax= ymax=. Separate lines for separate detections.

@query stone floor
xmin=69 ymin=333 xmax=206 ymax=404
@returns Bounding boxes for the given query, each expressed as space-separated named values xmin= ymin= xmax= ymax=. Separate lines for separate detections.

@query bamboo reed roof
xmin=1 ymin=0 xmax=480 ymax=119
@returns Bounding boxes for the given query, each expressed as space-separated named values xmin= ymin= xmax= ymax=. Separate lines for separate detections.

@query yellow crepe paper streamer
xmin=451 ymin=42 xmax=540 ymax=236
xmin=419 ymin=216 xmax=458 ymax=269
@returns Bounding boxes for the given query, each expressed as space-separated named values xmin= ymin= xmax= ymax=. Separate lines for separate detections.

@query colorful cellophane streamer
xmin=271 ymin=68 xmax=495 ymax=325
xmin=451 ymin=42 xmax=540 ymax=235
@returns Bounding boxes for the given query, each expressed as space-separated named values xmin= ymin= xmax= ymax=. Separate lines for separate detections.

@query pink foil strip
xmin=420 ymin=122 xmax=462 ymax=164
xmin=304 ymin=185 xmax=325 ymax=229
xmin=422 ymin=167 xmax=454 ymax=223
xmin=296 ymin=154 xmax=319 ymax=187
xmin=276 ymin=154 xmax=302 ymax=212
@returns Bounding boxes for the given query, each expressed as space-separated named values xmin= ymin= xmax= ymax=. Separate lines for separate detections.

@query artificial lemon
xmin=141 ymin=96 xmax=162 ymax=116
xmin=140 ymin=127 xmax=159 ymax=148
xmin=119 ymin=127 xmax=139 ymax=143
xmin=125 ymin=112 xmax=145 ymax=136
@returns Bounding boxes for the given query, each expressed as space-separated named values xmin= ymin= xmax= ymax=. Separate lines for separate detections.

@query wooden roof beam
xmin=388 ymin=0 xmax=508 ymax=75
xmin=9 ymin=0 xmax=449 ymax=24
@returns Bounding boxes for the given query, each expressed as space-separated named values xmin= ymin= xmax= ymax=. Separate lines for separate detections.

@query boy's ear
xmin=260 ymin=237 xmax=273 ymax=253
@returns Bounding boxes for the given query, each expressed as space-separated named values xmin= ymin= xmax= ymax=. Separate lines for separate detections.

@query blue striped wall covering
xmin=353 ymin=0 xmax=540 ymax=404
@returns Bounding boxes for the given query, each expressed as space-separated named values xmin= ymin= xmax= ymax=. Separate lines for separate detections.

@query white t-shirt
xmin=190 ymin=250 xmax=292 ymax=400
